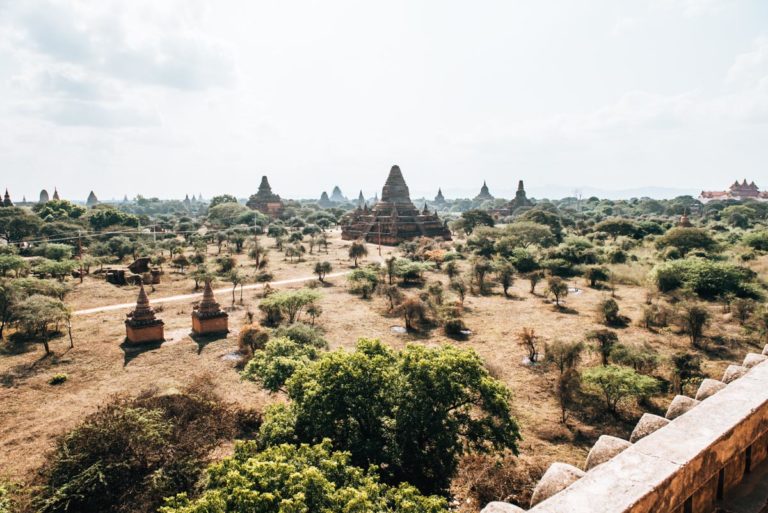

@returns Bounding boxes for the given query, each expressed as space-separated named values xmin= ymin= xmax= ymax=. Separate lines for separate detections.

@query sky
xmin=0 ymin=0 xmax=767 ymax=201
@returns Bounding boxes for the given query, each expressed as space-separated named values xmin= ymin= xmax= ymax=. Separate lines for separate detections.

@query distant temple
xmin=474 ymin=181 xmax=494 ymax=201
xmin=434 ymin=188 xmax=446 ymax=205
xmin=700 ymin=180 xmax=768 ymax=203
xmin=508 ymin=180 xmax=533 ymax=210
xmin=183 ymin=194 xmax=191 ymax=208
xmin=318 ymin=191 xmax=333 ymax=208
xmin=86 ymin=191 xmax=99 ymax=207
xmin=340 ymin=165 xmax=451 ymax=245
xmin=246 ymin=176 xmax=284 ymax=218
xmin=39 ymin=189 xmax=49 ymax=204
xmin=357 ymin=190 xmax=365 ymax=207
xmin=330 ymin=186 xmax=346 ymax=203
xmin=52 ymin=188 xmax=60 ymax=201
xmin=2 ymin=189 xmax=13 ymax=207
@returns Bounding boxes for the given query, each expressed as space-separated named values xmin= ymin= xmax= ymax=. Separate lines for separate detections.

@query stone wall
xmin=483 ymin=347 xmax=768 ymax=513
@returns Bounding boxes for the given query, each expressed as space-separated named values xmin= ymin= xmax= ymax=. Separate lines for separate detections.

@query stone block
xmin=480 ymin=502 xmax=526 ymax=513
xmin=630 ymin=413 xmax=670 ymax=443
xmin=125 ymin=323 xmax=164 ymax=344
xmin=665 ymin=395 xmax=699 ymax=420
xmin=530 ymin=462 xmax=585 ymax=507
xmin=695 ymin=378 xmax=726 ymax=401
xmin=722 ymin=364 xmax=748 ymax=384
xmin=584 ymin=435 xmax=632 ymax=470
xmin=742 ymin=353 xmax=767 ymax=368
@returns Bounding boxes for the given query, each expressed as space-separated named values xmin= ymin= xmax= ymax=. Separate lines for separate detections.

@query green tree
xmin=87 ymin=207 xmax=139 ymax=230
xmin=582 ymin=365 xmax=658 ymax=415
xmin=0 ymin=254 xmax=28 ymax=277
xmin=263 ymin=339 xmax=521 ymax=494
xmin=656 ymin=227 xmax=717 ymax=256
xmin=314 ymin=261 xmax=332 ymax=282
xmin=546 ymin=276 xmax=568 ymax=306
xmin=33 ymin=200 xmax=86 ymax=221
xmin=242 ymin=336 xmax=321 ymax=392
xmin=259 ymin=289 xmax=321 ymax=324
xmin=494 ymin=258 xmax=515 ymax=298
xmin=208 ymin=194 xmax=238 ymax=208
xmin=349 ymin=240 xmax=368 ymax=267
xmin=347 ymin=267 xmax=379 ymax=299
xmin=501 ymin=221 xmax=555 ymax=248
xmin=679 ymin=302 xmax=709 ymax=347
xmin=594 ymin=218 xmax=639 ymax=239
xmin=160 ymin=441 xmax=449 ymax=513
xmin=0 ymin=207 xmax=43 ymax=242
xmin=14 ymin=295 xmax=71 ymax=355
xmin=454 ymin=209 xmax=495 ymax=235
xmin=586 ymin=329 xmax=619 ymax=366
xmin=585 ymin=265 xmax=609 ymax=288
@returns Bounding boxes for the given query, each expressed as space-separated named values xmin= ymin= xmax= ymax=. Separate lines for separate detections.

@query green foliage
xmin=348 ymin=240 xmax=368 ymax=266
xmin=594 ymin=218 xmax=639 ymax=239
xmin=586 ymin=329 xmax=619 ymax=366
xmin=678 ymin=302 xmax=709 ymax=347
xmin=656 ymin=227 xmax=717 ymax=256
xmin=596 ymin=298 xmax=627 ymax=327
xmin=582 ymin=365 xmax=658 ymax=414
xmin=38 ymin=385 xmax=236 ymax=513
xmin=394 ymin=258 xmax=434 ymax=284
xmin=0 ymin=254 xmax=28 ymax=277
xmin=313 ymin=260 xmax=332 ymax=281
xmin=500 ymin=221 xmax=555 ymax=248
xmin=585 ymin=265 xmax=609 ymax=287
xmin=242 ymin=336 xmax=321 ymax=392
xmin=260 ymin=339 xmax=521 ymax=494
xmin=609 ymin=344 xmax=660 ymax=375
xmin=41 ymin=243 xmax=74 ymax=261
xmin=0 ymin=207 xmax=43 ymax=242
xmin=207 ymin=202 xmax=252 ymax=228
xmin=48 ymin=373 xmax=68 ymax=385
xmin=546 ymin=276 xmax=569 ymax=306
xmin=33 ymin=258 xmax=78 ymax=281
xmin=454 ymin=209 xmax=495 ymax=235
xmin=87 ymin=207 xmax=139 ymax=230
xmin=208 ymin=194 xmax=238 ymax=208
xmin=259 ymin=289 xmax=321 ymax=324
xmin=160 ymin=441 xmax=449 ymax=513
xmin=651 ymin=258 xmax=758 ymax=299
xmin=34 ymin=200 xmax=87 ymax=221
xmin=274 ymin=322 xmax=328 ymax=349
xmin=347 ymin=266 xmax=380 ymax=298
xmin=743 ymin=230 xmax=768 ymax=251
xmin=0 ymin=484 xmax=12 ymax=513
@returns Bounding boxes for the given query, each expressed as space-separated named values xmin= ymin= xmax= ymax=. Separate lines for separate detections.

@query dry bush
xmin=238 ymin=323 xmax=269 ymax=358
xmin=451 ymin=453 xmax=546 ymax=512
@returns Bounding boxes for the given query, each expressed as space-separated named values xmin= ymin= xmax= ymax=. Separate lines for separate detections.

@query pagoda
xmin=318 ymin=191 xmax=333 ymax=208
xmin=330 ymin=186 xmax=346 ymax=203
xmin=246 ymin=176 xmax=284 ymax=218
xmin=474 ymin=181 xmax=494 ymax=201
xmin=39 ymin=189 xmax=49 ymax=204
xmin=434 ymin=188 xmax=446 ymax=205
xmin=507 ymin=180 xmax=533 ymax=210
xmin=357 ymin=190 xmax=365 ymax=207
xmin=341 ymin=165 xmax=451 ymax=245
xmin=86 ymin=191 xmax=99 ymax=207
xmin=2 ymin=189 xmax=12 ymax=207
xmin=52 ymin=188 xmax=60 ymax=201
xmin=192 ymin=280 xmax=228 ymax=335
xmin=125 ymin=284 xmax=164 ymax=343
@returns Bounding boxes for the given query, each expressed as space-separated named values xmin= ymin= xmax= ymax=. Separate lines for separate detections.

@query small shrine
xmin=125 ymin=284 xmax=164 ymax=343
xmin=192 ymin=280 xmax=229 ymax=336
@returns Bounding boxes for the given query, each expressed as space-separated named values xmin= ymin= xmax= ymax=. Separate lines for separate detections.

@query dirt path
xmin=73 ymin=271 xmax=352 ymax=316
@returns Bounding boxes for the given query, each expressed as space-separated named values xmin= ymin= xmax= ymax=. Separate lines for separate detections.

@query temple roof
xmin=380 ymin=165 xmax=411 ymax=204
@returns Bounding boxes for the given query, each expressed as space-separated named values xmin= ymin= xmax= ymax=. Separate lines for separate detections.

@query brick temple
xmin=341 ymin=165 xmax=451 ymax=245
xmin=192 ymin=280 xmax=228 ymax=336
xmin=246 ymin=176 xmax=284 ymax=218
xmin=124 ymin=284 xmax=164 ymax=343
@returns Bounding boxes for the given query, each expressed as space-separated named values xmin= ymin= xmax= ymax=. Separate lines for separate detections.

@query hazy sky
xmin=1 ymin=0 xmax=767 ymax=201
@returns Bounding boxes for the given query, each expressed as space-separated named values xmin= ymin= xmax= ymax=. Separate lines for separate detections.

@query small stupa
xmin=125 ymin=284 xmax=165 ymax=343
xmin=246 ymin=176 xmax=284 ymax=218
xmin=474 ymin=181 xmax=494 ymax=201
xmin=192 ymin=280 xmax=229 ymax=335
xmin=2 ymin=189 xmax=12 ymax=207
xmin=357 ymin=190 xmax=365 ymax=207
xmin=52 ymin=188 xmax=60 ymax=201
xmin=434 ymin=188 xmax=446 ymax=204
xmin=678 ymin=209 xmax=693 ymax=228
xmin=39 ymin=189 xmax=50 ymax=204
xmin=341 ymin=165 xmax=451 ymax=245
xmin=86 ymin=191 xmax=99 ymax=207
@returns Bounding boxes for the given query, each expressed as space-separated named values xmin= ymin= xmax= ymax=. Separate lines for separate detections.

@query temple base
xmin=125 ymin=322 xmax=164 ymax=344
xmin=192 ymin=313 xmax=229 ymax=335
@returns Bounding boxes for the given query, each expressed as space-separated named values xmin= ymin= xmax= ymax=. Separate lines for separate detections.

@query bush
xmin=238 ymin=324 xmax=269 ymax=357
xmin=160 ymin=441 xmax=449 ymax=513
xmin=582 ymin=365 xmax=658 ymax=415
xmin=37 ymin=382 xmax=237 ymax=513
xmin=743 ymin=230 xmax=768 ymax=251
xmin=48 ymin=373 xmax=68 ymax=385
xmin=651 ymin=258 xmax=759 ymax=299
xmin=596 ymin=298 xmax=628 ymax=327
xmin=610 ymin=344 xmax=660 ymax=375
xmin=274 ymin=322 xmax=328 ymax=349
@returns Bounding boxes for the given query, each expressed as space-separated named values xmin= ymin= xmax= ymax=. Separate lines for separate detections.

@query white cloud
xmin=611 ymin=17 xmax=639 ymax=37
xmin=727 ymin=36 xmax=768 ymax=87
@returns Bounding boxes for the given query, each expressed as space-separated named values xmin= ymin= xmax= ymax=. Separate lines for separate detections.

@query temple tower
xmin=125 ymin=284 xmax=165 ymax=344
xmin=192 ymin=280 xmax=229 ymax=335
xmin=474 ymin=181 xmax=494 ymax=201
xmin=434 ymin=188 xmax=446 ymax=204
xmin=52 ymin=188 xmax=60 ymax=201
xmin=86 ymin=191 xmax=99 ymax=207
xmin=2 ymin=189 xmax=12 ymax=207
xmin=246 ymin=176 xmax=284 ymax=218
xmin=39 ymin=189 xmax=49 ymax=204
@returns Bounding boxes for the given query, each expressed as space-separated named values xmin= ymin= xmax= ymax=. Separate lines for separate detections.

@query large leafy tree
xmin=260 ymin=339 xmax=521 ymax=494
xmin=656 ymin=227 xmax=717 ymax=256
xmin=160 ymin=441 xmax=449 ymax=513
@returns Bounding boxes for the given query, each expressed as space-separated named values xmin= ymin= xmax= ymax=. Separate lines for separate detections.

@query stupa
xmin=246 ymin=176 xmax=284 ymax=218
xmin=474 ymin=181 xmax=494 ymax=201
xmin=2 ymin=189 xmax=12 ymax=207
xmin=507 ymin=180 xmax=533 ymax=210
xmin=39 ymin=189 xmax=49 ymax=204
xmin=330 ymin=186 xmax=346 ymax=203
xmin=125 ymin=284 xmax=164 ymax=343
xmin=341 ymin=165 xmax=451 ymax=245
xmin=318 ymin=191 xmax=333 ymax=208
xmin=434 ymin=188 xmax=446 ymax=205
xmin=192 ymin=280 xmax=229 ymax=335
xmin=86 ymin=191 xmax=98 ymax=207
xmin=52 ymin=188 xmax=60 ymax=201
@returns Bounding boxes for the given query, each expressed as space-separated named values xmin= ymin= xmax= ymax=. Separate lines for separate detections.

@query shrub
xmin=596 ymin=298 xmax=628 ymax=327
xmin=517 ymin=327 xmax=539 ymax=362
xmin=546 ymin=276 xmax=569 ymax=306
xmin=238 ymin=324 xmax=269 ymax=357
xmin=609 ymin=344 xmax=660 ymax=375
xmin=651 ymin=258 xmax=758 ymax=299
xmin=160 ymin=441 xmax=449 ymax=513
xmin=241 ymin=336 xmax=321 ymax=392
xmin=37 ymin=382 xmax=237 ymax=513
xmin=582 ymin=365 xmax=658 ymax=415
xmin=586 ymin=329 xmax=618 ymax=366
xmin=656 ymin=227 xmax=717 ymax=256
xmin=347 ymin=266 xmax=380 ymax=299
xmin=48 ymin=373 xmax=68 ymax=385
xmin=258 ymin=289 xmax=321 ymax=325
xmin=274 ymin=322 xmax=328 ymax=349
xmin=678 ymin=302 xmax=709 ymax=347
xmin=743 ymin=230 xmax=768 ymax=251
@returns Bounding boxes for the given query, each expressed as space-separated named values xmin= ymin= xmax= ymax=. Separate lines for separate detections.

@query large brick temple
xmin=341 ymin=165 xmax=451 ymax=245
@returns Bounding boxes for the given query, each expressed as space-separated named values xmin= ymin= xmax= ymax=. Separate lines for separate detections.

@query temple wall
xmin=125 ymin=323 xmax=164 ymax=343
xmin=192 ymin=314 xmax=228 ymax=335
xmin=487 ymin=354 xmax=768 ymax=513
